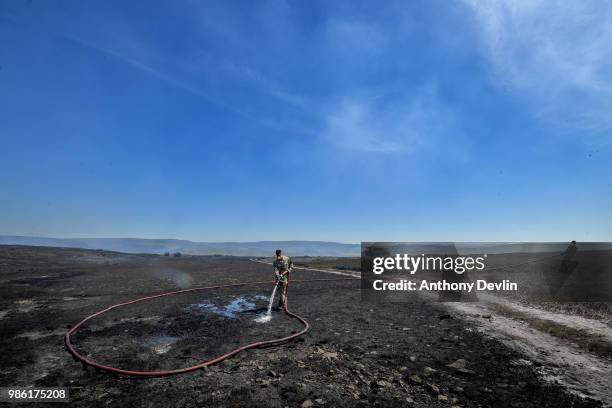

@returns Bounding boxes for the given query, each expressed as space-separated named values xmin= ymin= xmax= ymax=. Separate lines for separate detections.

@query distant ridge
xmin=0 ymin=235 xmax=360 ymax=257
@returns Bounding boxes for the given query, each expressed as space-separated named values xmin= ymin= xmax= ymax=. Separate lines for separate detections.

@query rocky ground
xmin=0 ymin=246 xmax=607 ymax=407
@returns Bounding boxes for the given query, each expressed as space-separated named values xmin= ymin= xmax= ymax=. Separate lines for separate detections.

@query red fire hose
xmin=65 ymin=277 xmax=357 ymax=377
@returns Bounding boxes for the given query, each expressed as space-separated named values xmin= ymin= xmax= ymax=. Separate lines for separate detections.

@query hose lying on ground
xmin=64 ymin=277 xmax=358 ymax=377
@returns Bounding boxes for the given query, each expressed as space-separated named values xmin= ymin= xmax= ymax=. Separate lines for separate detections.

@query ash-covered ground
xmin=0 ymin=246 xmax=607 ymax=407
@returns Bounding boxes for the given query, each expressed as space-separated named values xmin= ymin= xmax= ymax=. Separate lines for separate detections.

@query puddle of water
xmin=187 ymin=295 xmax=268 ymax=319
xmin=143 ymin=335 xmax=179 ymax=355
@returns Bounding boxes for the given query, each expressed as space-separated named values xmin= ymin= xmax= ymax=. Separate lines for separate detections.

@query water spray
xmin=255 ymin=284 xmax=277 ymax=323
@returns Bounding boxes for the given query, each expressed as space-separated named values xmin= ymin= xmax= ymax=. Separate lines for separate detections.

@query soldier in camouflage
xmin=273 ymin=249 xmax=293 ymax=309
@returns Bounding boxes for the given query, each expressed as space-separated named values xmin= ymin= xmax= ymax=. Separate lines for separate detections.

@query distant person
xmin=560 ymin=240 xmax=577 ymax=273
xmin=563 ymin=240 xmax=577 ymax=258
xmin=273 ymin=249 xmax=293 ymax=309
xmin=547 ymin=240 xmax=579 ymax=297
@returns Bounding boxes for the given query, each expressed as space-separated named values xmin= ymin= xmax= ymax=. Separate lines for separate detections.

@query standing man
xmin=548 ymin=240 xmax=578 ymax=296
xmin=560 ymin=240 xmax=578 ymax=274
xmin=273 ymin=249 xmax=293 ymax=309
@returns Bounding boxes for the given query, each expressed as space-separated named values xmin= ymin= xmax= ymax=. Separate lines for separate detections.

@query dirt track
xmin=0 ymin=246 xmax=605 ymax=407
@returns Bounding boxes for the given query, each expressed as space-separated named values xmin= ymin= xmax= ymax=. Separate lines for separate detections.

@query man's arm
xmin=281 ymin=257 xmax=293 ymax=276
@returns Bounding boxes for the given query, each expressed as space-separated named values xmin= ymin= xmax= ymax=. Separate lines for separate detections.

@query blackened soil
xmin=0 ymin=246 xmax=602 ymax=407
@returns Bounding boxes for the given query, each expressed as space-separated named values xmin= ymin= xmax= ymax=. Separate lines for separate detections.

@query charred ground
xmin=0 ymin=246 xmax=603 ymax=407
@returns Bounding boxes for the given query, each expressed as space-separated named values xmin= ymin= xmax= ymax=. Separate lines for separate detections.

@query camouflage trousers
xmin=276 ymin=278 xmax=288 ymax=308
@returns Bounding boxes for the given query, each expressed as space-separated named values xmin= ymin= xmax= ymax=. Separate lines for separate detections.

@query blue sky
xmin=1 ymin=0 xmax=611 ymax=242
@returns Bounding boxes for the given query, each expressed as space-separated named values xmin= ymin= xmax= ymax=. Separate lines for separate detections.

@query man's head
xmin=275 ymin=249 xmax=282 ymax=259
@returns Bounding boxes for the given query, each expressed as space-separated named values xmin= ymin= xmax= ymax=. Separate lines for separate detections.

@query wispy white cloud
xmin=320 ymin=85 xmax=460 ymax=154
xmin=462 ymin=0 xmax=612 ymax=135
xmin=322 ymin=101 xmax=406 ymax=153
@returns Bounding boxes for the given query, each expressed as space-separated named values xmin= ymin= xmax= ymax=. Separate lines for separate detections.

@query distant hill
xmin=364 ymin=242 xmax=612 ymax=255
xmin=0 ymin=236 xmax=360 ymax=257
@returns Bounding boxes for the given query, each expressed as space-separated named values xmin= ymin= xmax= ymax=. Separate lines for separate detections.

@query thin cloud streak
xmin=65 ymin=35 xmax=316 ymax=137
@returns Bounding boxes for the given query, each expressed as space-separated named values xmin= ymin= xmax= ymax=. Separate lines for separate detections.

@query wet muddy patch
xmin=186 ymin=294 xmax=269 ymax=319
xmin=142 ymin=335 xmax=180 ymax=355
